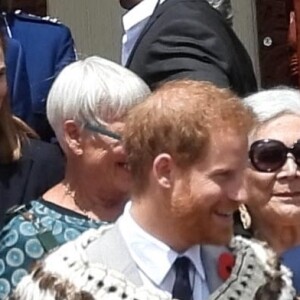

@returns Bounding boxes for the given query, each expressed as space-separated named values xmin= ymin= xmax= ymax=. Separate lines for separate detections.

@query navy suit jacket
xmin=126 ymin=0 xmax=257 ymax=97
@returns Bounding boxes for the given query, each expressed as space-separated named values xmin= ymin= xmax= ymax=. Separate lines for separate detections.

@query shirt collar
xmin=118 ymin=202 xmax=206 ymax=286
xmin=122 ymin=0 xmax=165 ymax=32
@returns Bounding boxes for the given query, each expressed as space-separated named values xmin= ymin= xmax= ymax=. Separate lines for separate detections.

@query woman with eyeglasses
xmin=238 ymin=87 xmax=300 ymax=294
xmin=0 ymin=56 xmax=150 ymax=298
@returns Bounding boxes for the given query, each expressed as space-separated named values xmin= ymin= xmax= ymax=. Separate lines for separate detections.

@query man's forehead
xmin=206 ymin=129 xmax=248 ymax=157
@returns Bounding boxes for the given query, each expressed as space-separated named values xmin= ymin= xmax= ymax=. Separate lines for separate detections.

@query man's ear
xmin=153 ymin=154 xmax=174 ymax=189
xmin=64 ymin=120 xmax=83 ymax=155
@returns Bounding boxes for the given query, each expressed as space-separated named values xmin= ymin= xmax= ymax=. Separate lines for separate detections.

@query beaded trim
xmin=10 ymin=226 xmax=297 ymax=300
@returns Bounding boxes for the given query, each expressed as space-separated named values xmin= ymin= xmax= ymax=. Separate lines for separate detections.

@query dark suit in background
xmin=126 ymin=0 xmax=257 ymax=96
xmin=2 ymin=11 xmax=76 ymax=141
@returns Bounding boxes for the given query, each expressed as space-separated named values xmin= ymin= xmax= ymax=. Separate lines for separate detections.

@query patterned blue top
xmin=0 ymin=199 xmax=104 ymax=299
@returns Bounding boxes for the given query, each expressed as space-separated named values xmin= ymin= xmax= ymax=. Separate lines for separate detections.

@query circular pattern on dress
xmin=64 ymin=228 xmax=81 ymax=241
xmin=2 ymin=229 xmax=19 ymax=248
xmin=42 ymin=206 xmax=51 ymax=215
xmin=52 ymin=220 xmax=63 ymax=235
xmin=34 ymin=201 xmax=47 ymax=215
xmin=65 ymin=215 xmax=85 ymax=226
xmin=48 ymin=209 xmax=62 ymax=219
xmin=19 ymin=221 xmax=37 ymax=237
xmin=0 ymin=278 xmax=10 ymax=298
xmin=0 ymin=259 xmax=5 ymax=276
xmin=11 ymin=268 xmax=28 ymax=287
xmin=25 ymin=239 xmax=44 ymax=259
xmin=40 ymin=216 xmax=55 ymax=228
xmin=6 ymin=248 xmax=25 ymax=267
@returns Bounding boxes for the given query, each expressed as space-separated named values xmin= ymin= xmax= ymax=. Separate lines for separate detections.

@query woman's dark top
xmin=0 ymin=138 xmax=65 ymax=227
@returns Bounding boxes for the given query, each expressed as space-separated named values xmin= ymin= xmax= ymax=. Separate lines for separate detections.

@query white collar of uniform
xmin=118 ymin=202 xmax=206 ymax=286
xmin=122 ymin=0 xmax=166 ymax=32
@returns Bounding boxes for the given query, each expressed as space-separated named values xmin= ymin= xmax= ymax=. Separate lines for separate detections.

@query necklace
xmin=63 ymin=183 xmax=93 ymax=220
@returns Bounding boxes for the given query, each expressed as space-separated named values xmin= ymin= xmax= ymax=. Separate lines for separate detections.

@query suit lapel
xmin=201 ymin=245 xmax=227 ymax=293
xmin=86 ymin=224 xmax=143 ymax=286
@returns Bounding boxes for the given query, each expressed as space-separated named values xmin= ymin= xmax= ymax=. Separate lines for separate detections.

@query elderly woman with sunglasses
xmin=238 ymin=87 xmax=300 ymax=294
xmin=0 ymin=56 xmax=150 ymax=298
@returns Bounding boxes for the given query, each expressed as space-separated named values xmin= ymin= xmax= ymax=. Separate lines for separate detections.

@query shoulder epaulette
xmin=12 ymin=10 xmax=61 ymax=25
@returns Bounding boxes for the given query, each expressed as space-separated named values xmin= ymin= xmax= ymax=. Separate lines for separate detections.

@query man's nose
xmin=229 ymin=180 xmax=248 ymax=204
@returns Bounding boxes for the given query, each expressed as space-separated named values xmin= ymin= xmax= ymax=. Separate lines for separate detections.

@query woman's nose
xmin=277 ymin=153 xmax=299 ymax=179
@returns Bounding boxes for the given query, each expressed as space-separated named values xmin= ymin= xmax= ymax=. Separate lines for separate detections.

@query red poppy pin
xmin=217 ymin=252 xmax=235 ymax=281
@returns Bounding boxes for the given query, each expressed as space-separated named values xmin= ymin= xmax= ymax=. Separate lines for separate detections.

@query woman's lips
xmin=273 ymin=192 xmax=300 ymax=197
xmin=272 ymin=192 xmax=300 ymax=204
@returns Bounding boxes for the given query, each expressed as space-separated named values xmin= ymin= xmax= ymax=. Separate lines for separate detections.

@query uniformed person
xmin=3 ymin=34 xmax=32 ymax=124
xmin=1 ymin=10 xmax=77 ymax=141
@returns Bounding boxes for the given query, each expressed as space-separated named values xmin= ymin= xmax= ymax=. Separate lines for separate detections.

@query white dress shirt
xmin=121 ymin=0 xmax=166 ymax=65
xmin=118 ymin=203 xmax=210 ymax=299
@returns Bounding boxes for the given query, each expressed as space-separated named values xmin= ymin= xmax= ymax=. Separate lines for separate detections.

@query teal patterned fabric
xmin=0 ymin=199 xmax=104 ymax=299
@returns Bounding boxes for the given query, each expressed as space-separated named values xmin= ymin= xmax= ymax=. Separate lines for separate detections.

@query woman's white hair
xmin=47 ymin=56 xmax=150 ymax=147
xmin=244 ymin=86 xmax=300 ymax=125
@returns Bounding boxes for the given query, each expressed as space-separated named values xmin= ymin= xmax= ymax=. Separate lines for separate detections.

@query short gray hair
xmin=244 ymin=87 xmax=300 ymax=126
xmin=47 ymin=56 xmax=150 ymax=146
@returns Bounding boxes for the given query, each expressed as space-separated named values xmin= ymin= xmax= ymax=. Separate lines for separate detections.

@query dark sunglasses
xmin=249 ymin=139 xmax=300 ymax=172
xmin=84 ymin=122 xmax=122 ymax=141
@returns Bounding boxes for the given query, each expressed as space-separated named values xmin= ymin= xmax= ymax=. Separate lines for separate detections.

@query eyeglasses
xmin=249 ymin=139 xmax=300 ymax=172
xmin=84 ymin=122 xmax=122 ymax=141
